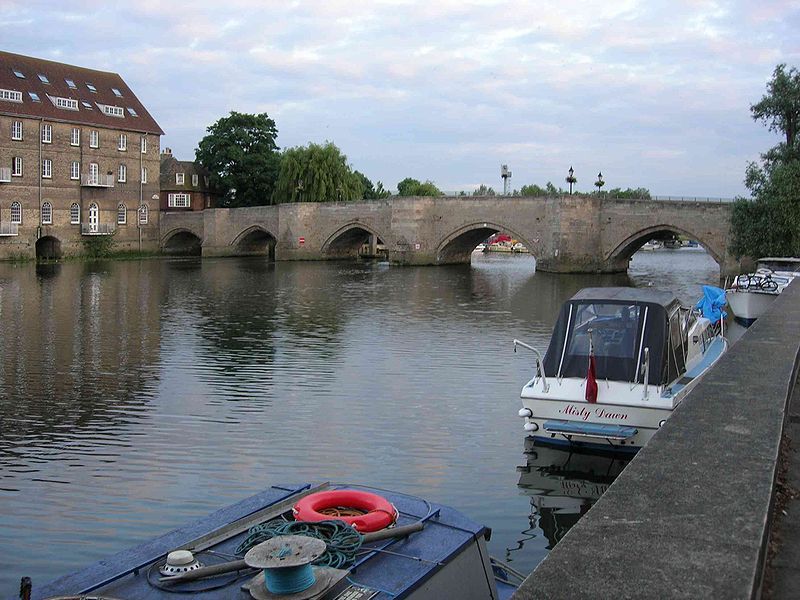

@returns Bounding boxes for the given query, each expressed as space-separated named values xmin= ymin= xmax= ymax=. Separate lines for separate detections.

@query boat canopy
xmin=542 ymin=288 xmax=682 ymax=386
xmin=757 ymin=257 xmax=800 ymax=273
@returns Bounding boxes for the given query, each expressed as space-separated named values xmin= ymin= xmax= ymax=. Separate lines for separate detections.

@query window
xmin=0 ymin=89 xmax=23 ymax=102
xmin=90 ymin=130 xmax=99 ymax=148
xmin=81 ymin=101 xmax=93 ymax=110
xmin=41 ymin=202 xmax=52 ymax=224
xmin=11 ymin=121 xmax=22 ymax=140
xmin=118 ymin=164 xmax=127 ymax=183
xmin=86 ymin=83 xmax=97 ymax=93
xmin=70 ymin=203 xmax=80 ymax=224
xmin=10 ymin=202 xmax=21 ymax=224
xmin=168 ymin=193 xmax=191 ymax=208
xmin=138 ymin=204 xmax=148 ymax=224
xmin=117 ymin=204 xmax=127 ymax=224
xmin=12 ymin=157 xmax=22 ymax=176
xmin=29 ymin=91 xmax=40 ymax=102
xmin=176 ymin=173 xmax=184 ymax=185
xmin=13 ymin=69 xmax=25 ymax=79
xmin=38 ymin=74 xmax=50 ymax=84
xmin=65 ymin=78 xmax=77 ymax=89
xmin=192 ymin=174 xmax=199 ymax=186
xmin=88 ymin=162 xmax=99 ymax=185
xmin=118 ymin=133 xmax=127 ymax=151
xmin=141 ymin=166 xmax=148 ymax=184
xmin=71 ymin=127 xmax=80 ymax=146
xmin=70 ymin=161 xmax=80 ymax=180
xmin=54 ymin=97 xmax=79 ymax=110
xmin=112 ymin=87 xmax=123 ymax=97
xmin=41 ymin=159 xmax=52 ymax=179
xmin=140 ymin=136 xmax=147 ymax=153
xmin=41 ymin=124 xmax=52 ymax=143
xmin=100 ymin=104 xmax=124 ymax=117
xmin=128 ymin=107 xmax=139 ymax=117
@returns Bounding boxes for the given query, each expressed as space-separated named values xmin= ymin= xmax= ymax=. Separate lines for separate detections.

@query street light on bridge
xmin=595 ymin=172 xmax=605 ymax=193
xmin=566 ymin=166 xmax=577 ymax=195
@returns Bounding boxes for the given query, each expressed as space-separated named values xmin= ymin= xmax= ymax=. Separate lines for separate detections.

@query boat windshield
xmin=565 ymin=303 xmax=640 ymax=360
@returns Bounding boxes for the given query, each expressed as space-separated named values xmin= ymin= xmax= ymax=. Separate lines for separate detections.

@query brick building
xmin=0 ymin=51 xmax=163 ymax=259
xmin=160 ymin=148 xmax=218 ymax=212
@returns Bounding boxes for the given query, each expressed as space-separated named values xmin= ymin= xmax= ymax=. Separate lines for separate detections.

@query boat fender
xmin=293 ymin=490 xmax=397 ymax=533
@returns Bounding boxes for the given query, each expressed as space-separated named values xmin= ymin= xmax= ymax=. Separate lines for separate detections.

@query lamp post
xmin=565 ymin=166 xmax=577 ymax=195
xmin=595 ymin=171 xmax=605 ymax=193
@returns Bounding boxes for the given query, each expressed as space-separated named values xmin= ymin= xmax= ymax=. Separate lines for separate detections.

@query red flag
xmin=585 ymin=338 xmax=598 ymax=404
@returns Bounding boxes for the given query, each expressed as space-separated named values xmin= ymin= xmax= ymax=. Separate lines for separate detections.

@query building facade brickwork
xmin=159 ymin=148 xmax=218 ymax=212
xmin=0 ymin=51 xmax=163 ymax=259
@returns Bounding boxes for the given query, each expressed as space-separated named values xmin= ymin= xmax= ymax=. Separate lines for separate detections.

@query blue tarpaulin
xmin=695 ymin=285 xmax=727 ymax=324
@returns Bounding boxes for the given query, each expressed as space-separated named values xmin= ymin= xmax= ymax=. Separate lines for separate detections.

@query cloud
xmin=5 ymin=0 xmax=799 ymax=196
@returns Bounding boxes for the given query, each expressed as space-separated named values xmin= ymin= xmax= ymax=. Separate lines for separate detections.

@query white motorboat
xmin=640 ymin=240 xmax=662 ymax=251
xmin=513 ymin=287 xmax=727 ymax=451
xmin=726 ymin=257 xmax=800 ymax=325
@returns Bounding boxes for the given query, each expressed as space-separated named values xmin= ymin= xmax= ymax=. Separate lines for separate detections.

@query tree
xmin=396 ymin=178 xmax=443 ymax=196
xmin=731 ymin=64 xmax=800 ymax=258
xmin=751 ymin=64 xmax=800 ymax=149
xmin=519 ymin=183 xmax=548 ymax=196
xmin=606 ymin=187 xmax=651 ymax=199
xmin=472 ymin=184 xmax=496 ymax=196
xmin=195 ymin=111 xmax=280 ymax=207
xmin=355 ymin=171 xmax=391 ymax=200
xmin=272 ymin=142 xmax=363 ymax=203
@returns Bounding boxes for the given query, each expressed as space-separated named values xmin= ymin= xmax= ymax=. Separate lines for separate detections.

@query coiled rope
xmin=236 ymin=519 xmax=363 ymax=569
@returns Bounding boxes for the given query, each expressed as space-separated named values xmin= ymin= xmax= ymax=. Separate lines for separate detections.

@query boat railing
xmin=513 ymin=339 xmax=550 ymax=392
xmin=641 ymin=347 xmax=650 ymax=400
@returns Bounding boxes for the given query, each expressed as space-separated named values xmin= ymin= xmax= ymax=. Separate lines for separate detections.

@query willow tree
xmin=273 ymin=142 xmax=363 ymax=203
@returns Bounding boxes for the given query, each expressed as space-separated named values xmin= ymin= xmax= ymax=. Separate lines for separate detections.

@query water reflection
xmin=511 ymin=439 xmax=633 ymax=556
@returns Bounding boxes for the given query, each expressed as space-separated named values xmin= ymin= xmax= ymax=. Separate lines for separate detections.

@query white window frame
xmin=138 ymin=204 xmax=149 ymax=224
xmin=54 ymin=97 xmax=78 ymax=110
xmin=12 ymin=157 xmax=22 ymax=177
xmin=141 ymin=136 xmax=147 ymax=153
xmin=141 ymin=166 xmax=148 ymax=184
xmin=11 ymin=121 xmax=23 ymax=140
xmin=88 ymin=162 xmax=99 ymax=185
xmin=112 ymin=87 xmax=123 ymax=98
xmin=0 ymin=89 xmax=23 ymax=103
xmin=176 ymin=173 xmax=184 ymax=185
xmin=89 ymin=130 xmax=99 ymax=148
xmin=65 ymin=79 xmax=77 ymax=89
xmin=168 ymin=193 xmax=191 ymax=208
xmin=192 ymin=174 xmax=199 ymax=186
xmin=118 ymin=164 xmax=127 ymax=183
xmin=41 ymin=123 xmax=52 ymax=144
xmin=70 ymin=161 xmax=80 ymax=180
xmin=71 ymin=127 xmax=80 ymax=146
xmin=41 ymin=158 xmax=52 ymax=179
xmin=10 ymin=202 xmax=22 ymax=225
xmin=100 ymin=104 xmax=124 ymax=117
xmin=117 ymin=203 xmax=127 ymax=224
xmin=41 ymin=202 xmax=52 ymax=225
xmin=118 ymin=133 xmax=127 ymax=151
xmin=70 ymin=203 xmax=80 ymax=224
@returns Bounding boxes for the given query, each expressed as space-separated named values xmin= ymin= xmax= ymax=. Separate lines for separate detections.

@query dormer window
xmin=112 ymin=88 xmax=122 ymax=97
xmin=0 ymin=89 xmax=23 ymax=103
xmin=65 ymin=78 xmax=77 ymax=89
xmin=99 ymin=103 xmax=124 ymax=117
xmin=53 ymin=96 xmax=79 ymax=110
xmin=176 ymin=173 xmax=185 ymax=185
xmin=86 ymin=83 xmax=97 ymax=93
xmin=38 ymin=74 xmax=50 ymax=84
xmin=13 ymin=69 xmax=25 ymax=79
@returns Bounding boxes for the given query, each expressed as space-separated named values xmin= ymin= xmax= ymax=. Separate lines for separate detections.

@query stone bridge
xmin=160 ymin=195 xmax=743 ymax=275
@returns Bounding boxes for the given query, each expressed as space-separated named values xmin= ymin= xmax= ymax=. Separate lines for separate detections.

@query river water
xmin=0 ymin=249 xmax=724 ymax=594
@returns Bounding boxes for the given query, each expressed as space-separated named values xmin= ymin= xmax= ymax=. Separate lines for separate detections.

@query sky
xmin=4 ymin=0 xmax=799 ymax=198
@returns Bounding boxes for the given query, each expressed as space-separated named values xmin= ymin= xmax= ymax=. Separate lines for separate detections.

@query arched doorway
xmin=35 ymin=236 xmax=62 ymax=260
xmin=88 ymin=203 xmax=99 ymax=233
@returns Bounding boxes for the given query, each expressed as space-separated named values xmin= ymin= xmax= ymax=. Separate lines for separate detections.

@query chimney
xmin=161 ymin=147 xmax=173 ymax=156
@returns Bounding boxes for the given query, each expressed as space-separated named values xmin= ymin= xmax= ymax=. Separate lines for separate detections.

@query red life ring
xmin=292 ymin=490 xmax=397 ymax=533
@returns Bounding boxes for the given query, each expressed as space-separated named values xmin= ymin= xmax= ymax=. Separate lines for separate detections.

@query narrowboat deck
xmin=23 ymin=483 xmax=516 ymax=600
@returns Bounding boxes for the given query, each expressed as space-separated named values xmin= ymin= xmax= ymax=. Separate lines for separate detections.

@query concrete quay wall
xmin=513 ymin=281 xmax=800 ymax=599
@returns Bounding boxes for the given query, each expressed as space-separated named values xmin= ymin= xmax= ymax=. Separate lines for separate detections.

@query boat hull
xmin=726 ymin=289 xmax=777 ymax=323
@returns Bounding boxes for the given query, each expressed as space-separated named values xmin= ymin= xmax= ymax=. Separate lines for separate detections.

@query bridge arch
xmin=162 ymin=228 xmax=203 ymax=256
xmin=321 ymin=222 xmax=387 ymax=259
xmin=436 ymin=222 xmax=537 ymax=264
xmin=230 ymin=225 xmax=277 ymax=259
xmin=605 ymin=224 xmax=723 ymax=270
